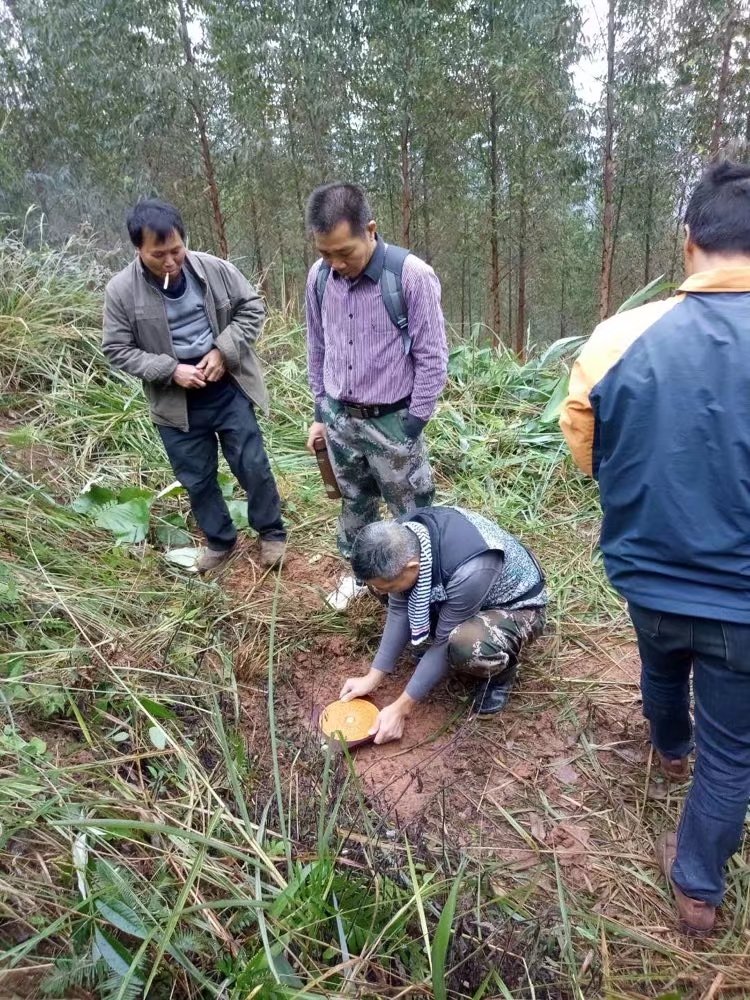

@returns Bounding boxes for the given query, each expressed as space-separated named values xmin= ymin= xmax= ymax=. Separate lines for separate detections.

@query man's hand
xmin=197 ymin=348 xmax=226 ymax=382
xmin=340 ymin=668 xmax=385 ymax=702
xmin=369 ymin=701 xmax=411 ymax=745
xmin=173 ymin=364 xmax=207 ymax=389
xmin=306 ymin=421 xmax=327 ymax=455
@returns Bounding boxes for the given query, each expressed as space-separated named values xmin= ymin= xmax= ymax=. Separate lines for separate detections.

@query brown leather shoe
xmin=196 ymin=546 xmax=236 ymax=574
xmin=656 ymin=832 xmax=716 ymax=937
xmin=657 ymin=752 xmax=690 ymax=782
xmin=259 ymin=538 xmax=286 ymax=568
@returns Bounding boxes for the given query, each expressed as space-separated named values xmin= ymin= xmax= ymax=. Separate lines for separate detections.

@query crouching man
xmin=339 ymin=506 xmax=547 ymax=743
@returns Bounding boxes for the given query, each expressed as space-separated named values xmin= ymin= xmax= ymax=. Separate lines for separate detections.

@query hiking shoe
xmin=657 ymin=752 xmax=690 ymax=782
xmin=197 ymin=546 xmax=236 ymax=574
xmin=259 ymin=538 xmax=286 ymax=568
xmin=656 ymin=832 xmax=716 ymax=937
xmin=326 ymin=574 xmax=367 ymax=611
xmin=473 ymin=668 xmax=517 ymax=716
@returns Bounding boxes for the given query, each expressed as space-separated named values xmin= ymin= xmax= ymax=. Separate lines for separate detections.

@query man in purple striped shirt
xmin=305 ymin=183 xmax=448 ymax=607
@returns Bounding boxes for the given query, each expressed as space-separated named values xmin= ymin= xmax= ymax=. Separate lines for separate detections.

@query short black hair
xmin=126 ymin=199 xmax=185 ymax=248
xmin=305 ymin=182 xmax=372 ymax=236
xmin=685 ymin=160 xmax=750 ymax=254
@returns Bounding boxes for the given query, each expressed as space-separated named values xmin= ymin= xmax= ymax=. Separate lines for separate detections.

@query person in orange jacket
xmin=560 ymin=160 xmax=750 ymax=937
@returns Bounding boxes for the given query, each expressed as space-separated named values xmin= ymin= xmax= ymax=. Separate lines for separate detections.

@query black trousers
xmin=630 ymin=602 xmax=750 ymax=904
xmin=158 ymin=380 xmax=285 ymax=551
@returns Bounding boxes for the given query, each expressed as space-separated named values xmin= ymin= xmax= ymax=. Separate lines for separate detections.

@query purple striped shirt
xmin=305 ymin=239 xmax=448 ymax=422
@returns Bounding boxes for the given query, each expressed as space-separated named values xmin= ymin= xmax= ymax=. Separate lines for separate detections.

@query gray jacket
xmin=102 ymin=250 xmax=269 ymax=431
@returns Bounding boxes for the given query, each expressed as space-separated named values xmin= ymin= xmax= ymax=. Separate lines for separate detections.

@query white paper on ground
xmin=326 ymin=574 xmax=367 ymax=611
xmin=164 ymin=546 xmax=201 ymax=572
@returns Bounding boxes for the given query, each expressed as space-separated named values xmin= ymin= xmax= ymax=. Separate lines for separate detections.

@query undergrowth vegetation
xmin=2 ymin=236 xmax=745 ymax=1000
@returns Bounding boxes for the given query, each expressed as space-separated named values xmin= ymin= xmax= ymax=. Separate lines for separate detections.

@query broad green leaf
xmin=94 ymin=499 xmax=150 ymax=545
xmin=0 ymin=563 xmax=18 ymax=605
xmin=118 ymin=486 xmax=154 ymax=503
xmin=617 ymin=273 xmax=671 ymax=313
xmin=155 ymin=513 xmax=191 ymax=547
xmin=138 ymin=696 xmax=177 ymax=721
xmin=539 ymin=373 xmax=570 ymax=424
xmin=227 ymin=499 xmax=248 ymax=529
xmin=94 ymin=927 xmax=142 ymax=983
xmin=217 ymin=472 xmax=235 ymax=498
xmin=71 ymin=484 xmax=117 ymax=513
xmin=148 ymin=725 xmax=168 ymax=750
xmin=96 ymin=898 xmax=150 ymax=940
xmin=538 ymin=335 xmax=587 ymax=367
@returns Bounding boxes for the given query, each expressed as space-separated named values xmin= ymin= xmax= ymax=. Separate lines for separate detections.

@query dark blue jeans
xmin=158 ymin=380 xmax=286 ymax=551
xmin=629 ymin=602 xmax=750 ymax=905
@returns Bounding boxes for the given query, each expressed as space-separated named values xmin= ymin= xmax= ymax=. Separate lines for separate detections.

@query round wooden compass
xmin=319 ymin=698 xmax=379 ymax=748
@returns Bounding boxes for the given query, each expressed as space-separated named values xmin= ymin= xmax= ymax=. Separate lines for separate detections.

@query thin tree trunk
xmin=282 ymin=98 xmax=310 ymax=271
xmin=249 ymin=191 xmax=270 ymax=301
xmin=669 ymin=169 xmax=690 ymax=284
xmin=560 ymin=255 xmax=566 ymax=340
xmin=176 ymin=0 xmax=228 ymax=258
xmin=644 ymin=173 xmax=654 ymax=285
xmin=513 ymin=139 xmax=528 ymax=361
xmin=488 ymin=86 xmax=502 ymax=344
xmin=598 ymin=0 xmax=616 ymax=321
xmin=710 ymin=7 xmax=736 ymax=157
xmin=422 ymin=161 xmax=432 ymax=263
xmin=400 ymin=113 xmax=412 ymax=247
xmin=514 ymin=217 xmax=526 ymax=359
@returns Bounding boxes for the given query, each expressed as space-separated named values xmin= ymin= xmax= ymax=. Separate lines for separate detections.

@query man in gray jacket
xmin=102 ymin=199 xmax=286 ymax=572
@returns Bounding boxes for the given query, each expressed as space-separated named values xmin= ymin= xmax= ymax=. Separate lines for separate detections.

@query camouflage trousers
xmin=321 ymin=396 xmax=435 ymax=557
xmin=447 ymin=607 xmax=546 ymax=680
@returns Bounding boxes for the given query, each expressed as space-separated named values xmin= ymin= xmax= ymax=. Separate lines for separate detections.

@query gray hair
xmin=305 ymin=182 xmax=372 ymax=236
xmin=350 ymin=521 xmax=420 ymax=581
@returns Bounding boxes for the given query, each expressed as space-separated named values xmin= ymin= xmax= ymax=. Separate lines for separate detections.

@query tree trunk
xmin=176 ymin=0 xmax=228 ymax=259
xmin=669 ymin=168 xmax=690 ymax=284
xmin=710 ymin=8 xmax=736 ymax=158
xmin=598 ymin=0 xmax=616 ymax=321
xmin=422 ymin=160 xmax=432 ymax=263
xmin=488 ymin=85 xmax=502 ymax=344
xmin=248 ymin=191 xmax=270 ymax=301
xmin=560 ymin=264 xmax=566 ymax=340
xmin=400 ymin=113 xmax=412 ymax=247
xmin=644 ymin=170 xmax=654 ymax=284
xmin=514 ymin=204 xmax=526 ymax=359
xmin=282 ymin=96 xmax=310 ymax=271
xmin=513 ymin=143 xmax=527 ymax=359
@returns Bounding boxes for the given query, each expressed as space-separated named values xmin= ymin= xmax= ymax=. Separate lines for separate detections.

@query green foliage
xmin=0 ymin=233 xmax=724 ymax=999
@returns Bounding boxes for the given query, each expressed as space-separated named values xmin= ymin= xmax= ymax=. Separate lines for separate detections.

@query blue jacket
xmin=560 ymin=267 xmax=750 ymax=622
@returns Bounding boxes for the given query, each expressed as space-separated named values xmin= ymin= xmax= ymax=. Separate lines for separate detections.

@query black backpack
xmin=314 ymin=243 xmax=412 ymax=355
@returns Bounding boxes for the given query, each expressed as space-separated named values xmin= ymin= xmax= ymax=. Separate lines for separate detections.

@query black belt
xmin=336 ymin=396 xmax=410 ymax=419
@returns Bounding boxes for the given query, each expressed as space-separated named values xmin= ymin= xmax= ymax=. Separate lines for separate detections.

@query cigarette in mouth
xmin=163 ymin=273 xmax=169 ymax=290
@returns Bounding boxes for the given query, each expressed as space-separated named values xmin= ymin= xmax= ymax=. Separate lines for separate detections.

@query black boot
xmin=473 ymin=666 xmax=517 ymax=716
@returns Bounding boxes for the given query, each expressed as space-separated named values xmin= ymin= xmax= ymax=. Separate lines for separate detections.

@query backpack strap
xmin=315 ymin=262 xmax=331 ymax=313
xmin=381 ymin=244 xmax=411 ymax=356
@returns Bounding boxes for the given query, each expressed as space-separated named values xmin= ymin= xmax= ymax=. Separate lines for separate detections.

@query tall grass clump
xmin=1 ymin=234 xmax=593 ymax=999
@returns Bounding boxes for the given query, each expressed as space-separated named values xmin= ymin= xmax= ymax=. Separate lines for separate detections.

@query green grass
xmin=2 ymin=235 xmax=748 ymax=1000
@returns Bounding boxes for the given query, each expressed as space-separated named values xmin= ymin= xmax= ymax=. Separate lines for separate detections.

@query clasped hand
xmin=173 ymin=348 xmax=226 ymax=389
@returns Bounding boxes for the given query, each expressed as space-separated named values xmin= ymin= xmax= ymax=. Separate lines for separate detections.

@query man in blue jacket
xmin=560 ymin=161 xmax=750 ymax=937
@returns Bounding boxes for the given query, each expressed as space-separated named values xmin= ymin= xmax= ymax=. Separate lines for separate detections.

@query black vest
xmin=397 ymin=507 xmax=499 ymax=589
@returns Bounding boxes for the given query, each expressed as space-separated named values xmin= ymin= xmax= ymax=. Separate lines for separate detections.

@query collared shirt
xmin=305 ymin=237 xmax=448 ymax=421
xmin=560 ymin=264 xmax=750 ymax=623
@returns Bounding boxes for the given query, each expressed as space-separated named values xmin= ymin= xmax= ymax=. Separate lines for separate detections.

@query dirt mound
xmin=278 ymin=630 xmax=571 ymax=831
xmin=225 ymin=542 xmax=342 ymax=609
